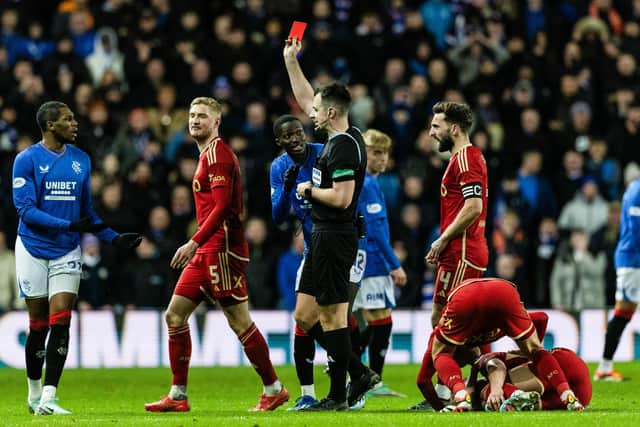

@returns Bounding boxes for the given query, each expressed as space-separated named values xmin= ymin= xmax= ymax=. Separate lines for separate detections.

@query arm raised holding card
xmin=283 ymin=39 xmax=315 ymax=116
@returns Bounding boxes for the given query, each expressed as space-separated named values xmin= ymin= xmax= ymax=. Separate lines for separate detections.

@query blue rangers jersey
xmin=360 ymin=172 xmax=401 ymax=278
xmin=615 ymin=178 xmax=640 ymax=268
xmin=270 ymin=143 xmax=323 ymax=249
xmin=12 ymin=142 xmax=118 ymax=259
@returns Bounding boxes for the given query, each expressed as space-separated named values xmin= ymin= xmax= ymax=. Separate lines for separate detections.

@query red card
xmin=288 ymin=21 xmax=307 ymax=41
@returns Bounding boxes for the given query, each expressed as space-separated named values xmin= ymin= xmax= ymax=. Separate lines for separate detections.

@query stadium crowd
xmin=1 ymin=0 xmax=640 ymax=314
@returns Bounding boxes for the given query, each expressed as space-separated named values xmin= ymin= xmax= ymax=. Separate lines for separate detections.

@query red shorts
xmin=435 ymin=278 xmax=535 ymax=346
xmin=174 ymin=251 xmax=249 ymax=307
xmin=433 ymin=258 xmax=485 ymax=306
xmin=539 ymin=348 xmax=592 ymax=409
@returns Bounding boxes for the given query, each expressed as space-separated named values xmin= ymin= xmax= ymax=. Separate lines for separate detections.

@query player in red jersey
xmin=426 ymin=102 xmax=489 ymax=328
xmin=415 ymin=278 xmax=584 ymax=412
xmin=144 ymin=97 xmax=288 ymax=413
xmin=474 ymin=347 xmax=592 ymax=411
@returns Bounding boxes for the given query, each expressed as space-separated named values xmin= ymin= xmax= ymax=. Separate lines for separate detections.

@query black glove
xmin=69 ymin=216 xmax=108 ymax=233
xmin=283 ymin=164 xmax=301 ymax=193
xmin=112 ymin=233 xmax=142 ymax=249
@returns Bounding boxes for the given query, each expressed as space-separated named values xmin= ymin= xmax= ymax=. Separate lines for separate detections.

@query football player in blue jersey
xmin=353 ymin=129 xmax=407 ymax=398
xmin=595 ymin=177 xmax=640 ymax=382
xmin=270 ymin=115 xmax=377 ymax=410
xmin=12 ymin=101 xmax=141 ymax=415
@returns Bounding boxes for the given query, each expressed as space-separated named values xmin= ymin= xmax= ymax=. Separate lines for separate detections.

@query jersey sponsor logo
xmin=39 ymin=165 xmax=49 ymax=173
xmin=72 ymin=161 xmax=82 ymax=174
xmin=12 ymin=177 xmax=26 ymax=188
xmin=366 ymin=203 xmax=382 ymax=214
xmin=210 ymin=174 xmax=225 ymax=182
xmin=629 ymin=206 xmax=640 ymax=216
xmin=366 ymin=292 xmax=384 ymax=301
xmin=45 ymin=181 xmax=78 ymax=190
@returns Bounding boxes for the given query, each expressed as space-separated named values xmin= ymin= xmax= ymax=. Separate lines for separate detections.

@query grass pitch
xmin=1 ymin=363 xmax=639 ymax=426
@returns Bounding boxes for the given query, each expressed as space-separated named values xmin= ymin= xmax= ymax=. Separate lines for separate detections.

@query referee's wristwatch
xmin=304 ymin=186 xmax=312 ymax=200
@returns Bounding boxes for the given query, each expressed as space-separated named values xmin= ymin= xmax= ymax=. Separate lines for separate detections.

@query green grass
xmin=1 ymin=363 xmax=640 ymax=426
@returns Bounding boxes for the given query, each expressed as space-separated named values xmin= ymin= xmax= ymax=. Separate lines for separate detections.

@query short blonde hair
xmin=190 ymin=97 xmax=222 ymax=115
xmin=363 ymin=129 xmax=392 ymax=152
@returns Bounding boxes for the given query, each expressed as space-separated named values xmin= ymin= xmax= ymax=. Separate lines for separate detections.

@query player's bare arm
xmin=170 ymin=240 xmax=199 ymax=269
xmin=283 ymin=39 xmax=314 ymax=116
xmin=484 ymin=358 xmax=508 ymax=411
xmin=296 ymin=180 xmax=355 ymax=209
xmin=426 ymin=197 xmax=482 ymax=264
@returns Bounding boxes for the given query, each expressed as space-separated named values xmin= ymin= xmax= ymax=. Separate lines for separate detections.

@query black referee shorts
xmin=299 ymin=228 xmax=358 ymax=306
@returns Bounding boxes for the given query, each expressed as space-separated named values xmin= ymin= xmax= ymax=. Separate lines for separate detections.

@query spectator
xmin=558 ymin=176 xmax=609 ymax=236
xmin=0 ymin=230 xmax=24 ymax=312
xmin=550 ymin=228 xmax=606 ymax=313
xmin=245 ymin=217 xmax=277 ymax=309
xmin=276 ymin=231 xmax=305 ymax=311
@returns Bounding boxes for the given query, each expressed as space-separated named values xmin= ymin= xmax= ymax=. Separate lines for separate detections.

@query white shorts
xmin=616 ymin=268 xmax=640 ymax=304
xmin=294 ymin=248 xmax=367 ymax=292
xmin=15 ymin=236 xmax=82 ymax=299
xmin=352 ymin=275 xmax=396 ymax=311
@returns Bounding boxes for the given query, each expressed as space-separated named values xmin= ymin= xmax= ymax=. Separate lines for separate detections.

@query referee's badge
xmin=312 ymin=167 xmax=321 ymax=186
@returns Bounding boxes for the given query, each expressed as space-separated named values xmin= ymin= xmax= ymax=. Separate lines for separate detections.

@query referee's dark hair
xmin=36 ymin=101 xmax=68 ymax=133
xmin=316 ymin=82 xmax=351 ymax=117
xmin=272 ymin=114 xmax=301 ymax=136
xmin=432 ymin=101 xmax=473 ymax=134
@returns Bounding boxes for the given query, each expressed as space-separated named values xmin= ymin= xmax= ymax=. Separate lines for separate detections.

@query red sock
xmin=530 ymin=311 xmax=549 ymax=341
xmin=169 ymin=325 xmax=191 ymax=386
xmin=433 ymin=353 xmax=465 ymax=394
xmin=532 ymin=349 xmax=570 ymax=396
xmin=416 ymin=338 xmax=444 ymax=411
xmin=240 ymin=323 xmax=277 ymax=386
xmin=503 ymin=383 xmax=517 ymax=398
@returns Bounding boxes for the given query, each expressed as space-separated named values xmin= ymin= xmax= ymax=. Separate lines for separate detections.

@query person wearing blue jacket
xmin=353 ymin=129 xmax=407 ymax=398
xmin=12 ymin=101 xmax=141 ymax=415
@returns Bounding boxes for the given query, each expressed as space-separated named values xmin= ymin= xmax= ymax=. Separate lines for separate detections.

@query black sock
xmin=349 ymin=321 xmax=361 ymax=356
xmin=603 ymin=315 xmax=631 ymax=360
xmin=294 ymin=333 xmax=316 ymax=386
xmin=44 ymin=324 xmax=70 ymax=387
xmin=307 ymin=322 xmax=327 ymax=349
xmin=369 ymin=323 xmax=392 ymax=376
xmin=325 ymin=328 xmax=350 ymax=402
xmin=358 ymin=326 xmax=371 ymax=357
xmin=25 ymin=327 xmax=49 ymax=380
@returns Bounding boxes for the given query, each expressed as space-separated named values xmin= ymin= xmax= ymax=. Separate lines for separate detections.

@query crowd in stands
xmin=1 ymin=0 xmax=639 ymax=314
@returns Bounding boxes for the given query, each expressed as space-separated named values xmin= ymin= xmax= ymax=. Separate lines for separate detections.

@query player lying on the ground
xmin=471 ymin=347 xmax=592 ymax=411
xmin=415 ymin=277 xmax=584 ymax=412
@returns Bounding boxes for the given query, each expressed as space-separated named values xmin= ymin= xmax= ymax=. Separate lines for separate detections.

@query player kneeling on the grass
xmin=144 ymin=97 xmax=288 ymax=413
xmin=416 ymin=278 xmax=584 ymax=413
xmin=472 ymin=347 xmax=591 ymax=411
xmin=13 ymin=101 xmax=142 ymax=416
xmin=352 ymin=129 xmax=407 ymax=398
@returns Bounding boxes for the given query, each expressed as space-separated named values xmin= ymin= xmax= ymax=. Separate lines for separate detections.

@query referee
xmin=284 ymin=38 xmax=372 ymax=410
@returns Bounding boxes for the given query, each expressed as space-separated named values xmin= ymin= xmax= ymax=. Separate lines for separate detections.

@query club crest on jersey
xmin=441 ymin=183 xmax=447 ymax=197
xmin=72 ymin=161 xmax=82 ymax=174
xmin=13 ymin=177 xmax=26 ymax=188
xmin=39 ymin=165 xmax=49 ymax=174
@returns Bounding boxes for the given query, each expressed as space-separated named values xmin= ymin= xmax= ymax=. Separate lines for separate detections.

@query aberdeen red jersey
xmin=191 ymin=137 xmax=248 ymax=257
xmin=439 ymin=145 xmax=488 ymax=269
